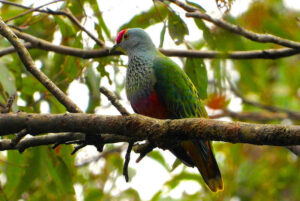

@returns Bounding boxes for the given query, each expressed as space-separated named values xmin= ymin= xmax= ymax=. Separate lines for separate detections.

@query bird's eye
xmin=124 ymin=34 xmax=129 ymax=39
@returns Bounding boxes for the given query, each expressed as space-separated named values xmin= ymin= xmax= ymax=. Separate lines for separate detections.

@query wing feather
xmin=152 ymin=55 xmax=223 ymax=192
xmin=153 ymin=56 xmax=207 ymax=119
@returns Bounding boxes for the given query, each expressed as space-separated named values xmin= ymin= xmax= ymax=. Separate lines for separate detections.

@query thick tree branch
xmin=0 ymin=113 xmax=299 ymax=147
xmin=0 ymin=17 xmax=82 ymax=113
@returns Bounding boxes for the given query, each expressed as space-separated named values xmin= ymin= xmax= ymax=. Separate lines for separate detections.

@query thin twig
xmin=4 ymin=0 xmax=65 ymax=23
xmin=0 ymin=17 xmax=82 ymax=113
xmin=0 ymin=43 xmax=33 ymax=57
xmin=286 ymin=146 xmax=300 ymax=156
xmin=10 ymin=128 xmax=28 ymax=146
xmin=100 ymin=87 xmax=130 ymax=116
xmin=19 ymin=133 xmax=85 ymax=153
xmin=0 ymin=0 xmax=31 ymax=9
xmin=47 ymin=8 xmax=105 ymax=47
xmin=208 ymin=109 xmax=300 ymax=122
xmin=123 ymin=142 xmax=133 ymax=182
xmin=71 ymin=143 xmax=86 ymax=155
xmin=161 ymin=48 xmax=300 ymax=59
xmin=163 ymin=0 xmax=198 ymax=12
xmin=167 ymin=0 xmax=300 ymax=49
xmin=186 ymin=12 xmax=300 ymax=49
xmin=1 ymin=94 xmax=16 ymax=113
xmin=133 ymin=141 xmax=156 ymax=163
xmin=229 ymin=82 xmax=300 ymax=119
xmin=0 ymin=132 xmax=131 ymax=152
xmin=2 ymin=30 xmax=300 ymax=59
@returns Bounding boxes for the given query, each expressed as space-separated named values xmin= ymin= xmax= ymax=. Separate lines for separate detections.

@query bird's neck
xmin=127 ymin=47 xmax=158 ymax=78
xmin=127 ymin=44 xmax=158 ymax=59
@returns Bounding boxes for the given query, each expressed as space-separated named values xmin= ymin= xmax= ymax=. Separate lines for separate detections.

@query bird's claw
xmin=71 ymin=134 xmax=104 ymax=154
xmin=52 ymin=134 xmax=104 ymax=154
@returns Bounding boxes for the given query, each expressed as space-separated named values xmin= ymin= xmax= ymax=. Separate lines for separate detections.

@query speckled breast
xmin=126 ymin=55 xmax=168 ymax=119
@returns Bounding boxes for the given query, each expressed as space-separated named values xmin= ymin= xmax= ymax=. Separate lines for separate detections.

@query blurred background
xmin=0 ymin=0 xmax=299 ymax=200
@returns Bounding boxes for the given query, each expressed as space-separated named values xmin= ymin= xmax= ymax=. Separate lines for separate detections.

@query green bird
xmin=112 ymin=28 xmax=223 ymax=192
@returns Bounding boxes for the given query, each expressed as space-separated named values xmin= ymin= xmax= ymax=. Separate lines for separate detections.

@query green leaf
xmin=85 ymin=65 xmax=101 ymax=113
xmin=89 ymin=0 xmax=111 ymax=40
xmin=0 ymin=66 xmax=16 ymax=96
xmin=118 ymin=188 xmax=141 ymax=201
xmin=148 ymin=150 xmax=170 ymax=171
xmin=5 ymin=151 xmax=24 ymax=197
xmin=53 ymin=15 xmax=76 ymax=37
xmin=165 ymin=172 xmax=202 ymax=190
xmin=96 ymin=63 xmax=112 ymax=85
xmin=84 ymin=188 xmax=104 ymax=201
xmin=46 ymin=33 xmax=85 ymax=92
xmin=171 ymin=158 xmax=182 ymax=171
xmin=47 ymin=96 xmax=67 ymax=113
xmin=194 ymin=19 xmax=215 ymax=48
xmin=45 ymin=151 xmax=75 ymax=196
xmin=119 ymin=1 xmax=169 ymax=31
xmin=168 ymin=12 xmax=189 ymax=45
xmin=150 ymin=190 xmax=162 ymax=201
xmin=159 ymin=23 xmax=167 ymax=48
xmin=21 ymin=76 xmax=45 ymax=96
xmin=12 ymin=148 xmax=42 ymax=200
xmin=184 ymin=58 xmax=208 ymax=99
xmin=186 ymin=1 xmax=206 ymax=12
xmin=0 ymin=65 xmax=17 ymax=111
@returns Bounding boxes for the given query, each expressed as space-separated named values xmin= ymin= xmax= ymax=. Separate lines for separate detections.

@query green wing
xmin=153 ymin=55 xmax=207 ymax=119
xmin=153 ymin=55 xmax=223 ymax=192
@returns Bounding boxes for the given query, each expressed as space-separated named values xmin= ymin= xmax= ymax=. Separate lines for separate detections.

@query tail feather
xmin=182 ymin=140 xmax=223 ymax=192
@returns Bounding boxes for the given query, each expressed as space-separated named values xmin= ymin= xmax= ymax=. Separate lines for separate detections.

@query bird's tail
xmin=182 ymin=140 xmax=223 ymax=192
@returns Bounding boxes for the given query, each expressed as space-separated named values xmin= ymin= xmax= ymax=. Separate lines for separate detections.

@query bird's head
xmin=111 ymin=28 xmax=156 ymax=54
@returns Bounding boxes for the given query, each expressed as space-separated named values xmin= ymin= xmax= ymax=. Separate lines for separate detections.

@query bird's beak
xmin=110 ymin=43 xmax=126 ymax=54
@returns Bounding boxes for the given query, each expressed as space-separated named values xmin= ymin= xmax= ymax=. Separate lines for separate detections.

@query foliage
xmin=0 ymin=0 xmax=299 ymax=201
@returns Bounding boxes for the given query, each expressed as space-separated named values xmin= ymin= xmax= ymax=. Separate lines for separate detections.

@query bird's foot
xmin=53 ymin=133 xmax=104 ymax=155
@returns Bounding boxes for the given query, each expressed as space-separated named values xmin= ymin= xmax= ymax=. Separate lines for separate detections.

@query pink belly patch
xmin=131 ymin=91 xmax=168 ymax=119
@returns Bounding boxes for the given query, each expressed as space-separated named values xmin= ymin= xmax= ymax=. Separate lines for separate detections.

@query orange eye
xmin=124 ymin=34 xmax=129 ymax=39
